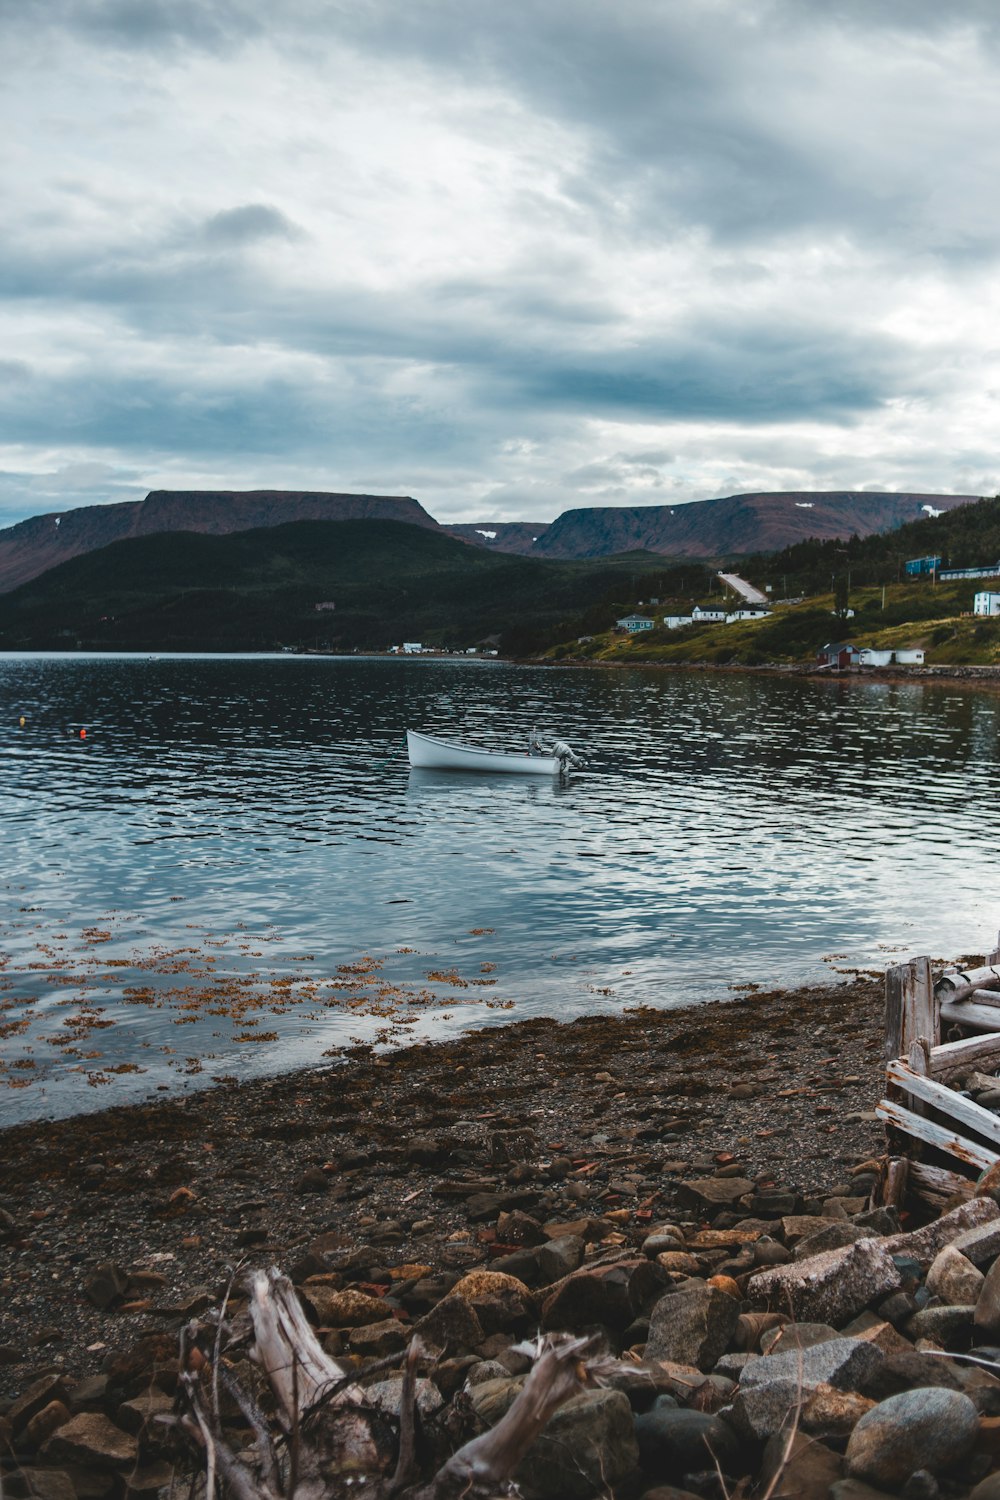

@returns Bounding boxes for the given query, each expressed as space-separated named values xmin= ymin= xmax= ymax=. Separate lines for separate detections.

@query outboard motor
xmin=551 ymin=739 xmax=583 ymax=769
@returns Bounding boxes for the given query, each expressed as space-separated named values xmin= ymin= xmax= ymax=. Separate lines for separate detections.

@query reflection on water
xmin=1 ymin=652 xmax=998 ymax=1122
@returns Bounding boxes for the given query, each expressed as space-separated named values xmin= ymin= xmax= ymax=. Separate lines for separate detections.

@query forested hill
xmin=0 ymin=518 xmax=710 ymax=654
xmin=742 ymin=494 xmax=1000 ymax=596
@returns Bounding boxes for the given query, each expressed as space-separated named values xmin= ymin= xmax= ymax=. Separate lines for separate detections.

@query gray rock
xmin=794 ymin=1222 xmax=866 ymax=1260
xmin=845 ymin=1387 xmax=980 ymax=1487
xmin=748 ymin=1237 xmax=901 ymax=1326
xmin=728 ymin=1337 xmax=883 ymax=1441
xmin=83 ymin=1263 xmax=128 ymax=1311
xmin=465 ymin=1359 xmax=511 ymax=1386
xmin=42 ymin=1412 xmax=139 ymax=1469
xmin=515 ymin=1387 xmax=640 ymax=1499
xmin=413 ymin=1294 xmax=485 ymax=1352
xmin=537 ymin=1235 xmax=584 ymax=1283
xmin=854 ymin=1207 xmax=900 ymax=1236
xmin=976 ymin=1254 xmax=1000 ymax=1335
xmin=642 ymin=1232 xmax=685 ymax=1258
xmin=926 ymin=1245 xmax=984 ymax=1306
xmin=5 ymin=1471 xmax=79 ymax=1500
xmin=830 ymin=1483 xmax=899 ymax=1500
xmin=347 ymin=1318 xmax=409 ymax=1357
xmin=953 ymin=1218 xmax=1000 ymax=1266
xmin=758 ymin=1429 xmax=841 ymax=1500
xmin=677 ymin=1177 xmax=754 ymax=1209
xmin=467 ymin=1375 xmax=523 ymax=1425
xmin=541 ymin=1258 xmax=667 ymax=1334
xmin=905 ymin=1304 xmax=975 ymax=1346
xmin=970 ymin=1474 xmax=1000 ymax=1499
xmin=645 ymin=1282 xmax=740 ymax=1371
xmin=633 ymin=1407 xmax=743 ymax=1478
xmin=8 ymin=1375 xmax=70 ymax=1436
xmin=758 ymin=1321 xmax=840 ymax=1354
xmin=366 ymin=1375 xmax=443 ymax=1421
xmin=882 ymin=1197 xmax=1000 ymax=1270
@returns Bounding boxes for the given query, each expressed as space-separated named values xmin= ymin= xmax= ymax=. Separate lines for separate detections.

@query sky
xmin=3 ymin=1 xmax=1000 ymax=529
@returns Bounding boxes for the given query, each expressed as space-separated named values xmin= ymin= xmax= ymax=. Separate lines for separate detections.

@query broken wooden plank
xmin=886 ymin=1060 xmax=1000 ymax=1149
xmin=940 ymin=1000 xmax=1000 ymax=1035
xmin=935 ymin=965 xmax=1000 ymax=1003
xmin=930 ymin=1033 xmax=1000 ymax=1078
xmin=885 ymin=957 xmax=937 ymax=1061
xmin=874 ymin=1098 xmax=998 ymax=1171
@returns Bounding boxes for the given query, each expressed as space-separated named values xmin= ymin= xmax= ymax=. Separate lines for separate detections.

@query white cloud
xmin=1 ymin=2 xmax=1000 ymax=527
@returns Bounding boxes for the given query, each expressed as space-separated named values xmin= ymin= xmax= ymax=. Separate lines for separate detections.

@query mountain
xmin=530 ymin=491 xmax=980 ymax=559
xmin=0 ymin=490 xmax=439 ymax=593
xmin=442 ymin=521 xmax=550 ymax=554
xmin=0 ymin=518 xmax=698 ymax=654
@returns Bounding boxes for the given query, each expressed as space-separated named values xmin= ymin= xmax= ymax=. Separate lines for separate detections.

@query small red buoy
xmin=80 ymin=728 xmax=87 ymax=739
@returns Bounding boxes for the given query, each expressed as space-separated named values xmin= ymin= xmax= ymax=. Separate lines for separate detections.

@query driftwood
xmin=173 ymin=1267 xmax=614 ymax=1500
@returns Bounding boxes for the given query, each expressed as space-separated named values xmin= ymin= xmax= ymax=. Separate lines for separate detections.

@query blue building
xmin=905 ymin=556 xmax=941 ymax=577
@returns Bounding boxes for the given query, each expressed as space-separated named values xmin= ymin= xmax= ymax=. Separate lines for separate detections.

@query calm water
xmin=1 ymin=652 xmax=998 ymax=1123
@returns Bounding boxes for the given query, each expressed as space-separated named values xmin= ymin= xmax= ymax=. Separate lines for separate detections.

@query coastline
xmin=0 ymin=971 xmax=885 ymax=1388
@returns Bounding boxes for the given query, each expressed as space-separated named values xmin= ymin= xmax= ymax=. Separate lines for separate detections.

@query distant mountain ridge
xmin=0 ymin=486 xmax=982 ymax=593
xmin=442 ymin=521 xmax=549 ymax=555
xmin=529 ymin=491 xmax=979 ymax=559
xmin=0 ymin=490 xmax=438 ymax=593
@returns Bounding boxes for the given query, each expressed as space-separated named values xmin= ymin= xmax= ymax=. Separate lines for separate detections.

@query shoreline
xmin=0 ymin=972 xmax=886 ymax=1388
xmin=536 ymin=656 xmax=1000 ymax=692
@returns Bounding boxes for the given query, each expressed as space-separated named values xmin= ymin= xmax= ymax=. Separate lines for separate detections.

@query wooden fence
xmin=877 ymin=938 xmax=1000 ymax=1211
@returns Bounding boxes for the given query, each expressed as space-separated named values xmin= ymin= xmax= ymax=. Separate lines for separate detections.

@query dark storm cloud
xmin=202 ymin=205 xmax=304 ymax=246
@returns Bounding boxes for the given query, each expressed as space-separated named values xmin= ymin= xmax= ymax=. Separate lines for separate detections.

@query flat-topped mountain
xmin=531 ymin=491 xmax=980 ymax=559
xmin=0 ymin=490 xmax=439 ymax=593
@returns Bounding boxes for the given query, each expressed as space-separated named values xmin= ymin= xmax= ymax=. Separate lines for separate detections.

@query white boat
xmin=406 ymin=729 xmax=581 ymax=774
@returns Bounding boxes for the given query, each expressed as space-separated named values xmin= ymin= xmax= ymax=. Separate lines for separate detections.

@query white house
xmin=975 ymin=592 xmax=1000 ymax=617
xmin=402 ymin=642 xmax=423 ymax=654
xmin=616 ymin=614 xmax=655 ymax=633
xmin=726 ymin=608 xmax=772 ymax=624
xmin=858 ymin=648 xmax=894 ymax=667
xmin=691 ymin=605 xmax=727 ymax=622
xmin=662 ymin=614 xmax=694 ymax=630
xmin=894 ymin=648 xmax=925 ymax=665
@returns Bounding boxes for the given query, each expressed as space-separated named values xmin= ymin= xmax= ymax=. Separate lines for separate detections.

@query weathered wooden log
xmin=930 ymin=1033 xmax=1000 ymax=1079
xmin=941 ymin=1000 xmax=1000 ymax=1035
xmin=875 ymin=1098 xmax=998 ymax=1172
xmin=909 ymin=1160 xmax=976 ymax=1206
xmin=935 ymin=965 xmax=1000 ymax=1004
xmin=885 ymin=957 xmax=937 ymax=1061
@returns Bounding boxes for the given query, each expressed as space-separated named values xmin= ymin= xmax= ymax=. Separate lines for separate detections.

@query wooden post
xmin=885 ymin=957 xmax=937 ymax=1062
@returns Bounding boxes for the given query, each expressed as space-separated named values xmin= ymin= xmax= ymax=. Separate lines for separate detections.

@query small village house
xmin=975 ymin=592 xmax=1000 ymax=617
xmin=816 ymin=642 xmax=862 ymax=668
xmin=662 ymin=614 xmax=693 ymax=630
xmin=616 ymin=613 xmax=654 ymax=633
xmin=691 ymin=604 xmax=727 ymax=622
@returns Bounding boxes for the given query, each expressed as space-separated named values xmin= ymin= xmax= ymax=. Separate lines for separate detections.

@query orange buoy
xmin=80 ymin=728 xmax=87 ymax=739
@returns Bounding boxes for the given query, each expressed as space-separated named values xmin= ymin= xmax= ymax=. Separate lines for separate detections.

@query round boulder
xmin=845 ymin=1388 xmax=980 ymax=1488
xmin=634 ymin=1407 xmax=743 ymax=1480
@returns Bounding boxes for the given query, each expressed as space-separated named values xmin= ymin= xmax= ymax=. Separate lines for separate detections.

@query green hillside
xmin=553 ymin=495 xmax=1000 ymax=667
xmin=0 ymin=518 xmax=713 ymax=653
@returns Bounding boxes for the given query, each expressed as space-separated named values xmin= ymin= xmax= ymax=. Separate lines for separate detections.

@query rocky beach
xmin=7 ymin=972 xmax=1000 ymax=1497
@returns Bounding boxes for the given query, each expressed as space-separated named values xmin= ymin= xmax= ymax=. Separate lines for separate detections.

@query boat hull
xmin=406 ymin=730 xmax=561 ymax=774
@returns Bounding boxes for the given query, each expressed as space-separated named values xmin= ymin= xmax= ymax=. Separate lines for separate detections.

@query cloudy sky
xmin=3 ymin=1 xmax=1000 ymax=528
